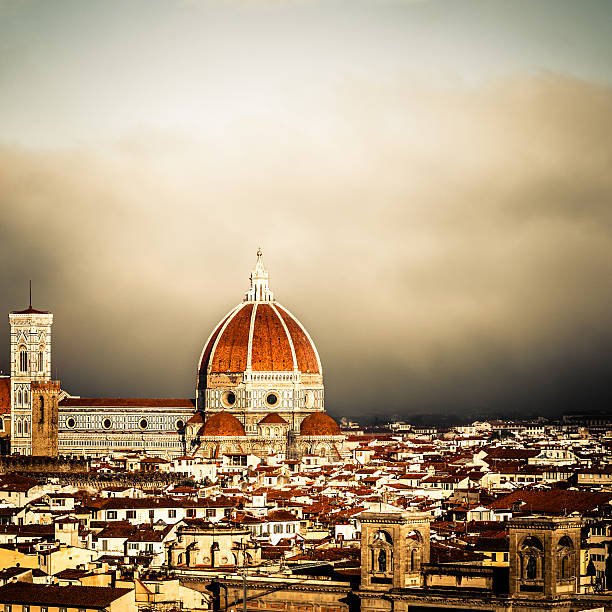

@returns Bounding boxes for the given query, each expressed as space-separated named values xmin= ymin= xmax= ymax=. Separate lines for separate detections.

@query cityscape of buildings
xmin=0 ymin=253 xmax=610 ymax=612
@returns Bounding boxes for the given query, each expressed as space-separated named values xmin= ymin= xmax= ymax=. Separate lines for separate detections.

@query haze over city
xmin=1 ymin=0 xmax=612 ymax=418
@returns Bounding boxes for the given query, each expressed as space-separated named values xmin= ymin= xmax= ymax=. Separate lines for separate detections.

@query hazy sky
xmin=1 ymin=0 xmax=612 ymax=419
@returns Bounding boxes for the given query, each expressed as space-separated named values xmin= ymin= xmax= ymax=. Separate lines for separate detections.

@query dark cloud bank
xmin=1 ymin=74 xmax=611 ymax=421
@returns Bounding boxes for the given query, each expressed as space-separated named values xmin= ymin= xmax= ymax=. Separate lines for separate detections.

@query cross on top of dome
xmin=245 ymin=248 xmax=274 ymax=302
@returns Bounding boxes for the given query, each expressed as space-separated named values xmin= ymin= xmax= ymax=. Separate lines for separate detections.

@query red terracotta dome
xmin=199 ymin=302 xmax=320 ymax=379
xmin=259 ymin=412 xmax=288 ymax=425
xmin=199 ymin=411 xmax=246 ymax=437
xmin=299 ymin=412 xmax=341 ymax=436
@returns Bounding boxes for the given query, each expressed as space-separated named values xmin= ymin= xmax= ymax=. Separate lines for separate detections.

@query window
xmin=106 ymin=511 xmax=117 ymax=519
xmin=19 ymin=348 xmax=27 ymax=373
xmin=126 ymin=510 xmax=136 ymax=519
xmin=274 ymin=524 xmax=282 ymax=534
xmin=23 ymin=607 xmax=30 ymax=612
xmin=222 ymin=391 xmax=236 ymax=408
xmin=206 ymin=509 xmax=215 ymax=518
xmin=4 ymin=605 xmax=11 ymax=612
xmin=59 ymin=607 xmax=67 ymax=612
xmin=168 ymin=509 xmax=177 ymax=519
xmin=186 ymin=508 xmax=196 ymax=517
xmin=38 ymin=350 xmax=44 ymax=372
xmin=266 ymin=392 xmax=279 ymax=407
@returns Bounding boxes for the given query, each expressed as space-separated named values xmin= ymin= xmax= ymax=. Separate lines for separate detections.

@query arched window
xmin=411 ymin=548 xmax=419 ymax=571
xmin=38 ymin=349 xmax=44 ymax=372
xmin=19 ymin=348 xmax=28 ymax=373
xmin=24 ymin=420 xmax=29 ymax=435
xmin=557 ymin=536 xmax=574 ymax=580
xmin=17 ymin=390 xmax=22 ymax=406
xmin=370 ymin=529 xmax=394 ymax=575
xmin=520 ymin=536 xmax=543 ymax=581
xmin=17 ymin=420 xmax=22 ymax=435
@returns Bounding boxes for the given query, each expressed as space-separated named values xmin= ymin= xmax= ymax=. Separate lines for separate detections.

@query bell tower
xmin=9 ymin=293 xmax=53 ymax=455
xmin=509 ymin=515 xmax=583 ymax=598
xmin=360 ymin=510 xmax=431 ymax=591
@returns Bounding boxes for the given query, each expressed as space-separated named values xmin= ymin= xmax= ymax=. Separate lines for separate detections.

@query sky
xmin=1 ymin=0 xmax=612 ymax=420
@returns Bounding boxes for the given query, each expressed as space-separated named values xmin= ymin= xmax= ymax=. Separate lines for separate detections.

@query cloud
xmin=1 ymin=72 xmax=611 ymax=419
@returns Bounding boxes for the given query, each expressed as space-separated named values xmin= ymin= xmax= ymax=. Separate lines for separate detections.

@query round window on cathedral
xmin=266 ymin=392 xmax=279 ymax=407
xmin=222 ymin=391 xmax=236 ymax=408
xmin=176 ymin=419 xmax=185 ymax=431
xmin=140 ymin=418 xmax=149 ymax=430
xmin=66 ymin=417 xmax=76 ymax=429
xmin=103 ymin=418 xmax=112 ymax=430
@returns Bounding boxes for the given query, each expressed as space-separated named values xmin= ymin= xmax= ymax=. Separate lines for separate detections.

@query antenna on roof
xmin=29 ymin=280 xmax=32 ymax=308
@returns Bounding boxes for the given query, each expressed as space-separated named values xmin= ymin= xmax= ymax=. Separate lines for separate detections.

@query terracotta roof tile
xmin=59 ymin=398 xmax=194 ymax=408
xmin=251 ymin=304 xmax=293 ymax=371
xmin=199 ymin=411 xmax=246 ymax=437
xmin=300 ymin=412 xmax=341 ymax=436
xmin=0 ymin=584 xmax=132 ymax=608
xmin=0 ymin=378 xmax=10 ymax=415
xmin=276 ymin=305 xmax=319 ymax=373
xmin=209 ymin=303 xmax=253 ymax=373
xmin=259 ymin=412 xmax=288 ymax=425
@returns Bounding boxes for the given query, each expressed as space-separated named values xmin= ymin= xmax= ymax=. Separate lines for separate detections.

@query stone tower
xmin=9 ymin=300 xmax=53 ymax=455
xmin=30 ymin=380 xmax=60 ymax=457
xmin=360 ymin=510 xmax=431 ymax=591
xmin=508 ymin=515 xmax=583 ymax=598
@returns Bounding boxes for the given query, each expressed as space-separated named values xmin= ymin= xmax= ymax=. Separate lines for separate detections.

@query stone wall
xmin=0 ymin=454 xmax=89 ymax=474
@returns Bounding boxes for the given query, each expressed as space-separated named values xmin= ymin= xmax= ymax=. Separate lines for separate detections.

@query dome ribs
xmin=199 ymin=312 xmax=232 ymax=373
xmin=276 ymin=305 xmax=320 ymax=374
xmin=210 ymin=303 xmax=253 ymax=373
xmin=251 ymin=304 xmax=293 ymax=372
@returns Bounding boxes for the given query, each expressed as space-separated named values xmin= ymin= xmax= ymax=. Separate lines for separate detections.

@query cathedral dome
xmin=199 ymin=411 xmax=246 ymax=437
xmin=300 ymin=412 xmax=341 ymax=436
xmin=198 ymin=250 xmax=321 ymax=384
